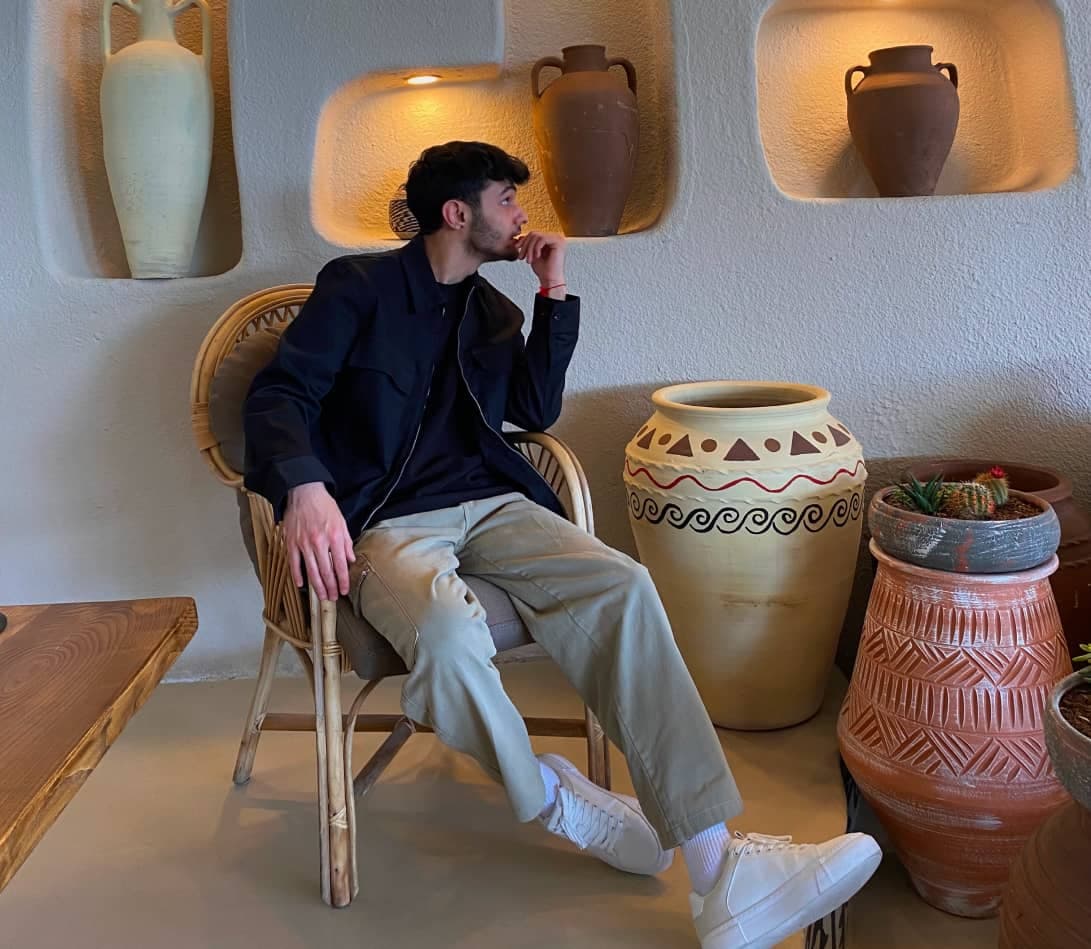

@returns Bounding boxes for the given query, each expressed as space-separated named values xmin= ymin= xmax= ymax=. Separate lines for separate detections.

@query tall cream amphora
xmin=101 ymin=0 xmax=213 ymax=278
xmin=624 ymin=382 xmax=866 ymax=729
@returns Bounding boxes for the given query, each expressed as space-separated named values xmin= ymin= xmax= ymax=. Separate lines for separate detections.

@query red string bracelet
xmin=538 ymin=283 xmax=567 ymax=296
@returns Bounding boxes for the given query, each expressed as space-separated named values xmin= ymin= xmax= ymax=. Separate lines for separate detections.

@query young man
xmin=244 ymin=141 xmax=880 ymax=948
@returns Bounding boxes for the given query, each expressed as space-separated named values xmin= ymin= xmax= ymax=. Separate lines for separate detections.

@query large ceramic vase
xmin=845 ymin=45 xmax=959 ymax=197
xmin=531 ymin=44 xmax=638 ymax=237
xmin=908 ymin=459 xmax=1091 ymax=658
xmin=838 ymin=543 xmax=1071 ymax=918
xmin=101 ymin=0 xmax=213 ymax=278
xmin=624 ymin=382 xmax=866 ymax=730
xmin=999 ymin=673 xmax=1091 ymax=948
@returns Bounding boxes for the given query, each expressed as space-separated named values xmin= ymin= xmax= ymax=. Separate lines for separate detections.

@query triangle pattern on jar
xmin=724 ymin=438 xmax=760 ymax=462
xmin=636 ymin=428 xmax=656 ymax=450
xmin=790 ymin=432 xmax=821 ymax=455
xmin=829 ymin=425 xmax=851 ymax=447
xmin=667 ymin=435 xmax=694 ymax=457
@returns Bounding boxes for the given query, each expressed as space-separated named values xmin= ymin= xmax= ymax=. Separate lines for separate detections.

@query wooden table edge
xmin=0 ymin=598 xmax=198 ymax=894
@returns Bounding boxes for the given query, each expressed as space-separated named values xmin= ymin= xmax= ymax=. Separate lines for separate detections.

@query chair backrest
xmin=190 ymin=285 xmax=313 ymax=487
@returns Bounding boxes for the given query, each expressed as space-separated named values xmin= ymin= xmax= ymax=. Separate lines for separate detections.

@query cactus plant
xmin=974 ymin=466 xmax=1011 ymax=507
xmin=1074 ymin=643 xmax=1091 ymax=681
xmin=941 ymin=481 xmax=997 ymax=520
xmin=892 ymin=474 xmax=946 ymax=516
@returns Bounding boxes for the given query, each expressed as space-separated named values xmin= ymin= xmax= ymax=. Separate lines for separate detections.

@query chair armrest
xmin=506 ymin=432 xmax=595 ymax=535
xmin=244 ymin=490 xmax=313 ymax=643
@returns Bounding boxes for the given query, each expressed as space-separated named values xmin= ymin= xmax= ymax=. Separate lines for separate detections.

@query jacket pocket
xmin=345 ymin=345 xmax=417 ymax=395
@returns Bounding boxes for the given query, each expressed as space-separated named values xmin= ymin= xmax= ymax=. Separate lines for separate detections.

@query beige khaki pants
xmin=351 ymin=492 xmax=742 ymax=848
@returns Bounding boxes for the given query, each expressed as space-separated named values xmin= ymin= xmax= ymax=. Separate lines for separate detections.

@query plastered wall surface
xmin=1 ymin=0 xmax=1087 ymax=679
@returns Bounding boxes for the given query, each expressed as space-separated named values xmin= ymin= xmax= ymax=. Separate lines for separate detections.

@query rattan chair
xmin=190 ymin=285 xmax=611 ymax=907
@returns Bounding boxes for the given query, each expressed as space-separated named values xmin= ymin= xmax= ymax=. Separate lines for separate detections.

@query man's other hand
xmin=283 ymin=482 xmax=355 ymax=601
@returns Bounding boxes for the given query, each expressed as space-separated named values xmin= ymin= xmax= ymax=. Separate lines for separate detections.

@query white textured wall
xmin=1 ymin=0 xmax=1088 ymax=680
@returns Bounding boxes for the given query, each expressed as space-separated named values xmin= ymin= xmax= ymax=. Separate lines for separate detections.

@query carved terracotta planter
xmin=845 ymin=45 xmax=959 ymax=197
xmin=908 ymin=459 xmax=1091 ymax=659
xmin=999 ymin=674 xmax=1091 ymax=947
xmin=838 ymin=542 xmax=1070 ymax=917
xmin=625 ymin=382 xmax=866 ymax=730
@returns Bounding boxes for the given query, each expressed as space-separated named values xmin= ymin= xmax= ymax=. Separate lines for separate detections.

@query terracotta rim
xmin=871 ymin=44 xmax=933 ymax=57
xmin=869 ymin=537 xmax=1060 ymax=585
xmin=652 ymin=381 xmax=830 ymax=418
xmin=1051 ymin=673 xmax=1091 ymax=751
xmin=906 ymin=458 xmax=1071 ymax=506
xmin=873 ymin=485 xmax=1054 ymax=521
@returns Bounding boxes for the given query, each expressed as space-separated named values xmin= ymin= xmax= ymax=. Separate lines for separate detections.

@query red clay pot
xmin=838 ymin=542 xmax=1071 ymax=917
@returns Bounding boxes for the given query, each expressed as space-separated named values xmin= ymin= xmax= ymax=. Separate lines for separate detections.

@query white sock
xmin=682 ymin=823 xmax=732 ymax=895
xmin=537 ymin=760 xmax=561 ymax=818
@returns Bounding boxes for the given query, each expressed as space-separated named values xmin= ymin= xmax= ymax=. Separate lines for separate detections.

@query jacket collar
xmin=399 ymin=234 xmax=483 ymax=314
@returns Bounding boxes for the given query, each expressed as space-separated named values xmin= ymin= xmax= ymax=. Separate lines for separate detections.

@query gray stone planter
xmin=868 ymin=487 xmax=1060 ymax=573
xmin=1044 ymin=672 xmax=1091 ymax=810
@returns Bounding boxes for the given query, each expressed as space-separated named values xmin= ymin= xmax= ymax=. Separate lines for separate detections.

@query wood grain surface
xmin=0 ymin=598 xmax=197 ymax=893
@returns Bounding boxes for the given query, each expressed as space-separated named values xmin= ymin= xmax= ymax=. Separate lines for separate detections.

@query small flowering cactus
xmin=974 ymin=466 xmax=1010 ymax=507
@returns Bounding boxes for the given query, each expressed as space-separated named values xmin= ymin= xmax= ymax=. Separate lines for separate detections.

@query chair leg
xmin=311 ymin=591 xmax=356 ymax=907
xmin=585 ymin=707 xmax=611 ymax=790
xmin=233 ymin=627 xmax=284 ymax=785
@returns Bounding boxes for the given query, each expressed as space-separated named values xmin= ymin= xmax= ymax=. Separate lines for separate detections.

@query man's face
xmin=465 ymin=180 xmax=528 ymax=262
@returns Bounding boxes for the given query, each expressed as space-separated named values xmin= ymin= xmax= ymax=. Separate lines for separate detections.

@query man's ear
xmin=441 ymin=198 xmax=468 ymax=231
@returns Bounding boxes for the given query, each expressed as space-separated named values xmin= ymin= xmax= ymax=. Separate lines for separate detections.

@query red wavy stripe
xmin=624 ymin=459 xmax=865 ymax=494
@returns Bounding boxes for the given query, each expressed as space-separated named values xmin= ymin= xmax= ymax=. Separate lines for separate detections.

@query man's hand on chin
xmin=515 ymin=231 xmax=567 ymax=300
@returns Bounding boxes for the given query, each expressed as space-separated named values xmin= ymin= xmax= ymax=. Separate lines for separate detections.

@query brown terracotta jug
xmin=907 ymin=459 xmax=1091 ymax=660
xmin=845 ymin=45 xmax=959 ymax=197
xmin=998 ymin=674 xmax=1091 ymax=948
xmin=838 ymin=542 xmax=1070 ymax=918
xmin=531 ymin=44 xmax=638 ymax=236
xmin=998 ymin=802 xmax=1091 ymax=948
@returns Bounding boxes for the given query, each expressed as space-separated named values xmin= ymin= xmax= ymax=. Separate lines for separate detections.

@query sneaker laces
xmin=546 ymin=786 xmax=621 ymax=855
xmin=730 ymin=832 xmax=796 ymax=856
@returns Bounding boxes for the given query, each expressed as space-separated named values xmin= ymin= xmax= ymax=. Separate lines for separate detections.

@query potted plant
xmin=998 ymin=647 xmax=1091 ymax=947
xmin=1044 ymin=643 xmax=1091 ymax=807
xmin=868 ymin=467 xmax=1060 ymax=573
xmin=838 ymin=466 xmax=1070 ymax=918
xmin=907 ymin=458 xmax=1091 ymax=657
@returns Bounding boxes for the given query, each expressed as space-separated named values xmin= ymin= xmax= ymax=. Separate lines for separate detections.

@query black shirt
xmin=372 ymin=278 xmax=522 ymax=522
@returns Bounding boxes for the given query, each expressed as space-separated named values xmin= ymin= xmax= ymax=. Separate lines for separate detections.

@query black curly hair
xmin=405 ymin=141 xmax=530 ymax=235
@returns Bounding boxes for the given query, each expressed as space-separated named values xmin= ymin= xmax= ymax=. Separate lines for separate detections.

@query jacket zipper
xmin=455 ymin=286 xmax=555 ymax=496
xmin=358 ymin=289 xmax=556 ymax=534
xmin=356 ymin=311 xmax=440 ymax=533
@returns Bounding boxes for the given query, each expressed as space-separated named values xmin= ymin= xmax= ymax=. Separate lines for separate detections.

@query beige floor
xmin=0 ymin=664 xmax=997 ymax=949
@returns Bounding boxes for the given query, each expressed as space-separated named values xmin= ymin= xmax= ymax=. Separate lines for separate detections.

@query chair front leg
xmin=585 ymin=707 xmax=611 ymax=790
xmin=233 ymin=626 xmax=283 ymax=785
xmin=311 ymin=591 xmax=356 ymax=907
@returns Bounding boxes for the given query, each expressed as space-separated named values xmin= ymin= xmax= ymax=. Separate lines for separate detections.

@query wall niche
xmin=29 ymin=0 xmax=242 ymax=279
xmin=756 ymin=0 xmax=1078 ymax=199
xmin=310 ymin=0 xmax=676 ymax=246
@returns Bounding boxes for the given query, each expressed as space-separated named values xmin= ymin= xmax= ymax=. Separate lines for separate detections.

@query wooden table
xmin=0 ymin=598 xmax=197 ymax=893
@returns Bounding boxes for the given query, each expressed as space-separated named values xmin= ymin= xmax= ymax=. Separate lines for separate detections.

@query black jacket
xmin=243 ymin=236 xmax=580 ymax=538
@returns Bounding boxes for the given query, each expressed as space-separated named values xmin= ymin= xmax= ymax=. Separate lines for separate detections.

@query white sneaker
xmin=536 ymin=753 xmax=673 ymax=876
xmin=690 ymin=831 xmax=881 ymax=949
